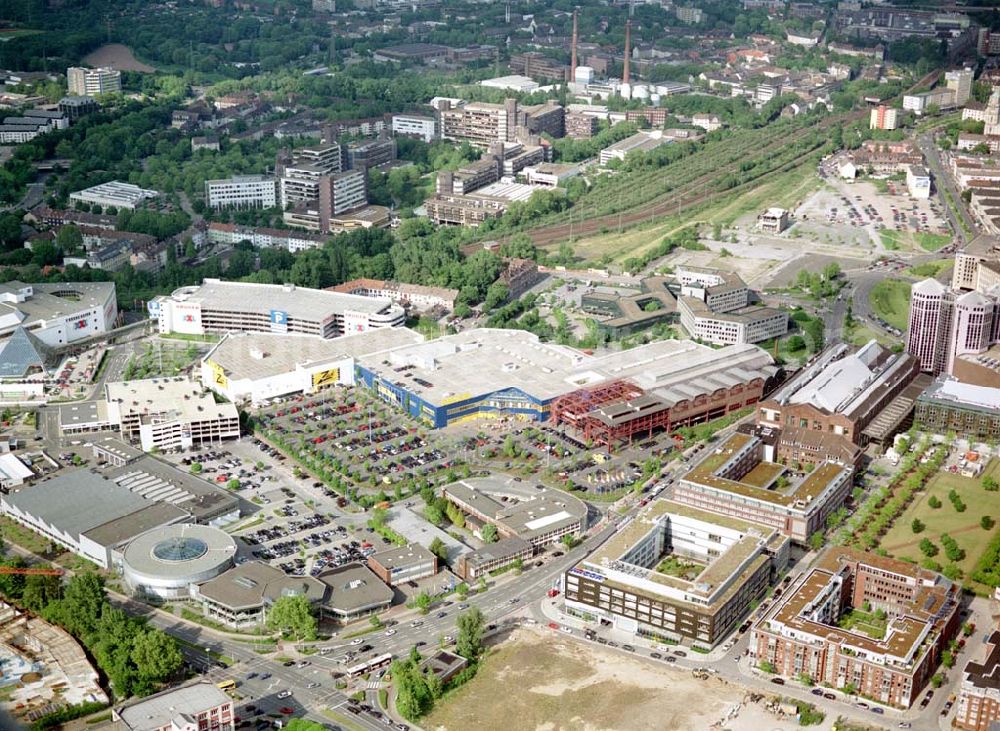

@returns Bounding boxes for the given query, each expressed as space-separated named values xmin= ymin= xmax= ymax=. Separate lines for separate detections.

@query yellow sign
xmin=207 ymin=360 xmax=228 ymax=390
xmin=441 ymin=392 xmax=472 ymax=406
xmin=311 ymin=368 xmax=341 ymax=388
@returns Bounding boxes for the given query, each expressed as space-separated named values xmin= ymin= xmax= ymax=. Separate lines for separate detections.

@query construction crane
xmin=0 ymin=567 xmax=63 ymax=577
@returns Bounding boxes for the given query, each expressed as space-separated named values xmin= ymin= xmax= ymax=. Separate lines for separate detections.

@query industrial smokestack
xmin=570 ymin=9 xmax=578 ymax=83
xmin=623 ymin=19 xmax=631 ymax=84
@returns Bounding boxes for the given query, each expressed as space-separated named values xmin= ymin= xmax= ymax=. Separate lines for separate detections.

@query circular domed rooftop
xmin=122 ymin=524 xmax=236 ymax=599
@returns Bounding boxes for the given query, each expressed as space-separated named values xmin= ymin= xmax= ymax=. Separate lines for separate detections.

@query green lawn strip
xmin=174 ymin=637 xmax=235 ymax=666
xmin=869 ymin=279 xmax=911 ymax=332
xmin=916 ymin=232 xmax=951 ymax=252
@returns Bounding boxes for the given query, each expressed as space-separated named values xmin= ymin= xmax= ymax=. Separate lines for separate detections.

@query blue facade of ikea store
xmin=355 ymin=365 xmax=551 ymax=428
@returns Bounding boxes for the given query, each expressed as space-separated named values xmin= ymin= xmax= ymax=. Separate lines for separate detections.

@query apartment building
xmin=670 ymin=432 xmax=853 ymax=543
xmin=283 ymin=169 xmax=369 ymax=234
xmin=954 ymin=630 xmax=1000 ymax=731
xmin=346 ymin=136 xmax=396 ymax=171
xmin=750 ymin=547 xmax=960 ymax=709
xmin=328 ymin=278 xmax=459 ymax=312
xmin=204 ymin=175 xmax=279 ymax=210
xmin=870 ymin=105 xmax=899 ymax=130
xmin=391 ymin=113 xmax=436 ymax=142
xmin=66 ymin=66 xmax=121 ymax=97
xmin=564 ymin=499 xmax=789 ymax=647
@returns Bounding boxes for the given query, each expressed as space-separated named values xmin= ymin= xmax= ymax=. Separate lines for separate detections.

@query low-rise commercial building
xmin=122 ymin=523 xmax=237 ymax=600
xmin=69 ymin=181 xmax=158 ymax=210
xmin=329 ymin=279 xmax=459 ymax=313
xmin=456 ymin=536 xmax=533 ymax=580
xmin=443 ymin=475 xmax=588 ymax=548
xmin=316 ymin=563 xmax=394 ymax=622
xmin=151 ymin=279 xmax=406 ymax=339
xmin=914 ymin=377 xmax=1000 ymax=440
xmin=114 ymin=683 xmax=233 ymax=731
xmin=757 ymin=340 xmax=923 ymax=448
xmin=671 ymin=432 xmax=853 ymax=543
xmin=367 ymin=544 xmax=438 ymax=586
xmin=200 ymin=328 xmax=423 ymax=405
xmin=678 ymin=297 xmax=788 ymax=346
xmin=0 ymin=280 xmax=117 ymax=348
xmin=750 ymin=547 xmax=961 ymax=708
xmin=565 ymin=499 xmax=789 ymax=647
xmin=191 ymin=560 xmax=326 ymax=630
xmin=907 ymin=164 xmax=932 ymax=199
xmin=599 ymin=130 xmax=674 ymax=165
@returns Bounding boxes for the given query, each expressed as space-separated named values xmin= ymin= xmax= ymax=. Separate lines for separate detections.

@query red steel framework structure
xmin=550 ymin=377 xmax=771 ymax=452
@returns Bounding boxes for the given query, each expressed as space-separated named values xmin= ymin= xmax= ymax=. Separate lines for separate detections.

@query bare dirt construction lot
xmin=422 ymin=628 xmax=817 ymax=731
xmin=83 ymin=44 xmax=155 ymax=72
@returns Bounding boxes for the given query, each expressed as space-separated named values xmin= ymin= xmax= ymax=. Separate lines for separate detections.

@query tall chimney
xmin=623 ymin=20 xmax=631 ymax=84
xmin=570 ymin=9 xmax=578 ymax=83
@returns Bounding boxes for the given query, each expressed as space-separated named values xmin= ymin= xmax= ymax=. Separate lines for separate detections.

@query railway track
xmin=462 ymin=70 xmax=943 ymax=253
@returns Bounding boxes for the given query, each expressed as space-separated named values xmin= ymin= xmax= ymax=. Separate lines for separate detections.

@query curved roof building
xmin=122 ymin=524 xmax=237 ymax=599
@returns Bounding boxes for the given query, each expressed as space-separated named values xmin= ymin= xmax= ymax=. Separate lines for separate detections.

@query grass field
xmin=552 ymin=162 xmax=820 ymax=265
xmin=904 ymin=260 xmax=953 ymax=279
xmin=879 ymin=229 xmax=950 ymax=254
xmin=869 ymin=279 xmax=911 ymax=331
xmin=916 ymin=232 xmax=952 ymax=252
xmin=845 ymin=323 xmax=897 ymax=348
xmin=880 ymin=460 xmax=1000 ymax=586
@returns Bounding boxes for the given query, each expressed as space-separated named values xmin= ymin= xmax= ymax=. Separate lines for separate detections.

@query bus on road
xmin=346 ymin=653 xmax=392 ymax=679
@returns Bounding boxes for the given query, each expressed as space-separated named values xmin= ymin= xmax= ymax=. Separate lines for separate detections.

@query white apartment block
xmin=906 ymin=165 xmax=932 ymax=199
xmin=204 ymin=176 xmax=279 ymax=210
xmin=67 ymin=67 xmax=121 ymax=97
xmin=328 ymin=169 xmax=367 ymax=215
xmin=392 ymin=114 xmax=437 ymax=142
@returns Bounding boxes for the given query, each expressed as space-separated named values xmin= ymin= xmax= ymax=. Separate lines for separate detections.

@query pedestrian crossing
xmin=367 ymin=680 xmax=381 ymax=690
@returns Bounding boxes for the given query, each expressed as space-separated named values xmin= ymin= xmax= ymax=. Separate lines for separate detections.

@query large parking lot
xmin=794 ymin=175 xmax=951 ymax=253
xmin=255 ymin=388 xmax=465 ymax=504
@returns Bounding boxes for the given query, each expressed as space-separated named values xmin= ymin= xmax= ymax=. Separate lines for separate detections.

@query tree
xmin=190 ymin=462 xmax=203 ymax=473
xmin=983 ymin=515 xmax=995 ymax=530
xmin=480 ymin=524 xmax=498 ymax=544
xmin=414 ymin=592 xmax=432 ymax=615
xmin=456 ymin=583 xmax=469 ymax=598
xmin=369 ymin=613 xmax=382 ymax=628
xmin=455 ymin=607 xmax=485 ymax=662
xmin=797 ymin=672 xmax=814 ymax=687
xmin=55 ymin=225 xmax=84 ymax=254
xmin=428 ymin=537 xmax=447 ymax=562
xmin=58 ymin=572 xmax=106 ymax=638
xmin=483 ymin=282 xmax=509 ymax=310
xmin=808 ymin=531 xmax=824 ymax=551
xmin=928 ymin=496 xmax=942 ymax=509
xmin=131 ymin=628 xmax=183 ymax=683
xmin=911 ymin=518 xmax=925 ymax=534
xmin=931 ymin=674 xmax=944 ymax=688
xmin=20 ymin=573 xmax=63 ymax=613
xmin=285 ymin=720 xmax=329 ymax=731
xmin=919 ymin=538 xmax=938 ymax=557
xmin=984 ymin=476 xmax=999 ymax=492
xmin=266 ymin=595 xmax=317 ymax=641
xmin=758 ymin=660 xmax=777 ymax=674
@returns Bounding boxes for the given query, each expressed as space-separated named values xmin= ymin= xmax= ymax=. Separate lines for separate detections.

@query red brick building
xmin=750 ymin=548 xmax=961 ymax=708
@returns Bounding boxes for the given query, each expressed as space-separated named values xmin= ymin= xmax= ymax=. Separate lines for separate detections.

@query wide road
xmin=917 ymin=132 xmax=978 ymax=245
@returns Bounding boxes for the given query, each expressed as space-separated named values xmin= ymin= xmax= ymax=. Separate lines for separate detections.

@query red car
xmin=279 ymin=707 xmax=294 ymax=715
